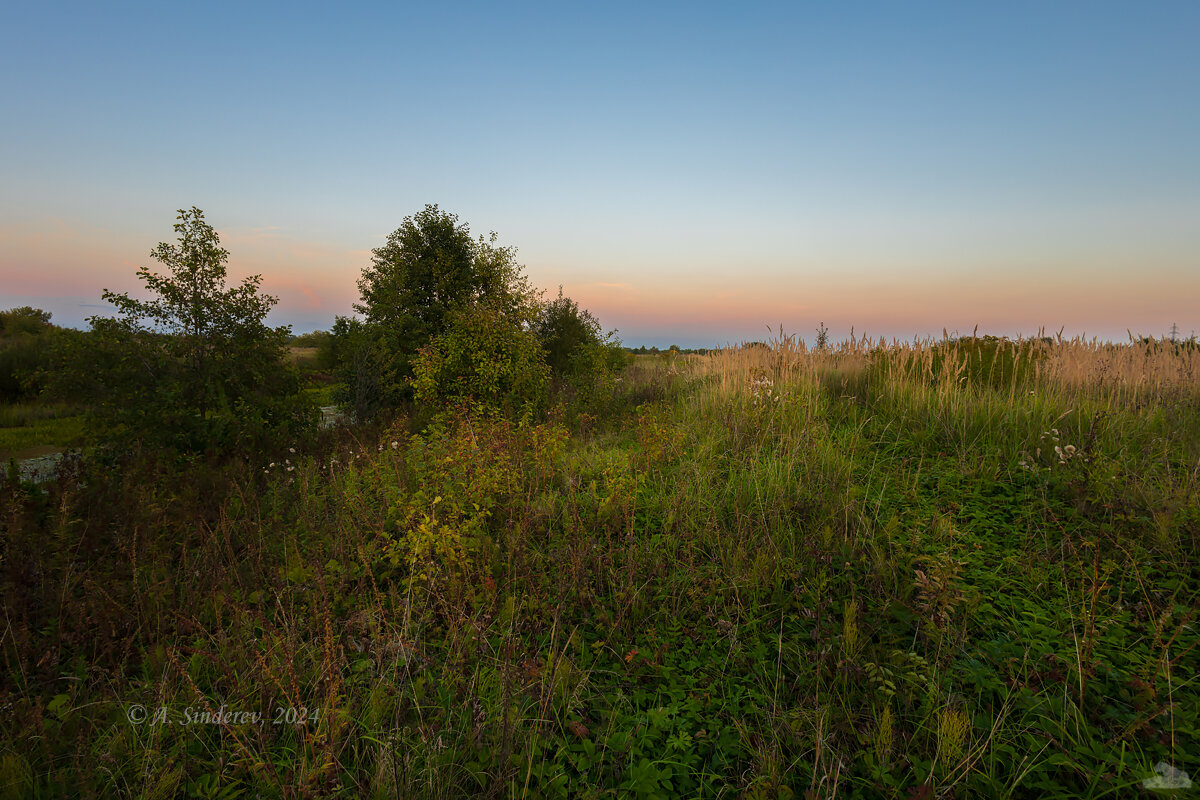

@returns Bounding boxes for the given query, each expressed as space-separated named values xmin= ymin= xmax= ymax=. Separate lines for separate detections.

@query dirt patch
xmin=0 ymin=444 xmax=63 ymax=463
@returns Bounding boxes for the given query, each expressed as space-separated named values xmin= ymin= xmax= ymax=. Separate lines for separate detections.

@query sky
xmin=2 ymin=1 xmax=1198 ymax=348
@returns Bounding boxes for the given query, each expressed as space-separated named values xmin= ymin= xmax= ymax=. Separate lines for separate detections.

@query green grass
xmin=302 ymin=382 xmax=341 ymax=407
xmin=0 ymin=410 xmax=85 ymax=458
xmin=2 ymin=345 xmax=1197 ymax=798
xmin=0 ymin=401 xmax=81 ymax=428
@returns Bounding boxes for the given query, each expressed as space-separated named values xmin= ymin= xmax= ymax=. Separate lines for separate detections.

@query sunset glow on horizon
xmin=3 ymin=2 xmax=1198 ymax=348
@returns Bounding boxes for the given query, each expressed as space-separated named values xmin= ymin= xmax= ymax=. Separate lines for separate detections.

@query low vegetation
xmin=3 ymin=329 xmax=1198 ymax=798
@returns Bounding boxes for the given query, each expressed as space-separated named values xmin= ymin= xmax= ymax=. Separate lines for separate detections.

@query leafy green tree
xmin=348 ymin=204 xmax=539 ymax=411
xmin=52 ymin=207 xmax=312 ymax=453
xmin=0 ymin=307 xmax=53 ymax=337
xmin=0 ymin=307 xmax=59 ymax=402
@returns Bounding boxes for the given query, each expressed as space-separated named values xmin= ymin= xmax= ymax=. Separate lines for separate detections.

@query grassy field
xmin=0 ymin=402 xmax=85 ymax=461
xmin=1 ymin=335 xmax=1197 ymax=798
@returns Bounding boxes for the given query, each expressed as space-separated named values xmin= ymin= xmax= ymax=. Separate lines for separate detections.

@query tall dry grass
xmin=672 ymin=330 xmax=1199 ymax=406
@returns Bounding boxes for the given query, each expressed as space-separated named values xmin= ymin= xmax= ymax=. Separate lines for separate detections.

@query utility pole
xmin=1168 ymin=322 xmax=1179 ymax=343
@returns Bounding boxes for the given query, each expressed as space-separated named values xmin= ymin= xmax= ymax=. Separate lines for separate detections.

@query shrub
xmin=533 ymin=288 xmax=627 ymax=412
xmin=410 ymin=301 xmax=550 ymax=423
xmin=535 ymin=287 xmax=604 ymax=378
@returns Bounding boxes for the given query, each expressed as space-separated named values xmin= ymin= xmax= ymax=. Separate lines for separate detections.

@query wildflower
xmin=287 ymin=465 xmax=294 ymax=472
xmin=1064 ymin=444 xmax=1076 ymax=456
xmin=289 ymin=447 xmax=295 ymax=454
xmin=390 ymin=441 xmax=399 ymax=449
xmin=269 ymin=462 xmax=275 ymax=468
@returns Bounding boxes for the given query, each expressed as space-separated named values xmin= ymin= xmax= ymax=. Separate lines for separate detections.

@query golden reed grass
xmin=670 ymin=328 xmax=1199 ymax=406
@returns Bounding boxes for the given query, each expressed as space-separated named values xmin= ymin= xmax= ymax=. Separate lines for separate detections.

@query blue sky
xmin=2 ymin=1 xmax=1198 ymax=347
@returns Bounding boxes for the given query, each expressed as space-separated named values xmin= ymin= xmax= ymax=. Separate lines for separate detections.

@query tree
xmin=53 ymin=207 xmax=311 ymax=453
xmin=349 ymin=204 xmax=539 ymax=410
xmin=0 ymin=307 xmax=59 ymax=402
xmin=0 ymin=307 xmax=53 ymax=337
xmin=534 ymin=287 xmax=604 ymax=377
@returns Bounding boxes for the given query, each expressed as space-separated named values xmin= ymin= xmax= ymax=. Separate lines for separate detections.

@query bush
xmin=411 ymin=302 xmax=550 ymax=423
xmin=535 ymin=288 xmax=604 ymax=378
xmin=533 ymin=288 xmax=628 ymax=409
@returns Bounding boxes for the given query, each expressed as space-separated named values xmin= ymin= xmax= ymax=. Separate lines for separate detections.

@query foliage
xmin=0 ymin=306 xmax=53 ymax=337
xmin=535 ymin=287 xmax=604 ymax=377
xmin=290 ymin=330 xmax=331 ymax=349
xmin=380 ymin=404 xmax=523 ymax=594
xmin=564 ymin=330 xmax=629 ymax=414
xmin=7 ymin=331 xmax=1199 ymax=797
xmin=410 ymin=302 xmax=550 ymax=422
xmin=328 ymin=315 xmax=387 ymax=422
xmin=529 ymin=287 xmax=628 ymax=416
xmin=350 ymin=205 xmax=538 ymax=410
xmin=814 ymin=320 xmax=829 ymax=350
xmin=47 ymin=208 xmax=313 ymax=454
xmin=0 ymin=307 xmax=62 ymax=402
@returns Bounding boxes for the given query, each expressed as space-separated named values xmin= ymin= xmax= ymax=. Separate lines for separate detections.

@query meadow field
xmin=2 ymin=334 xmax=1198 ymax=798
